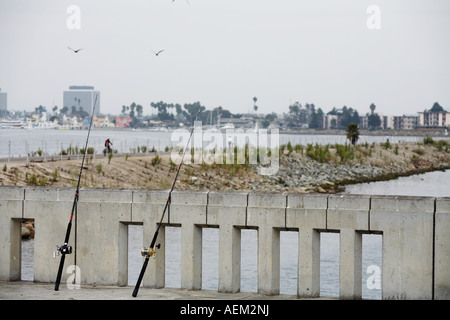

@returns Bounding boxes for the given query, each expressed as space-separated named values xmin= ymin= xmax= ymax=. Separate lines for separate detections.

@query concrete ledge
xmin=435 ymin=197 xmax=450 ymax=300
xmin=248 ymin=192 xmax=287 ymax=208
xmin=0 ymin=186 xmax=25 ymax=200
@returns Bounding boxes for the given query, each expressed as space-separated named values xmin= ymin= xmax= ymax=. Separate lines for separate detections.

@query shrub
xmin=423 ymin=136 xmax=434 ymax=145
xmin=39 ymin=175 xmax=47 ymax=186
xmin=306 ymin=144 xmax=331 ymax=163
xmin=29 ymin=174 xmax=38 ymax=185
xmin=335 ymin=143 xmax=354 ymax=163
xmin=151 ymin=155 xmax=162 ymax=166
xmin=52 ymin=169 xmax=59 ymax=181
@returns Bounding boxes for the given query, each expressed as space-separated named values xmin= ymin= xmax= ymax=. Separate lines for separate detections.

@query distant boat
xmin=0 ymin=120 xmax=25 ymax=129
xmin=221 ymin=122 xmax=235 ymax=130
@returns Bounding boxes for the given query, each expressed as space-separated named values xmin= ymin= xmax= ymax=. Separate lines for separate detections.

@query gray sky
xmin=0 ymin=0 xmax=449 ymax=116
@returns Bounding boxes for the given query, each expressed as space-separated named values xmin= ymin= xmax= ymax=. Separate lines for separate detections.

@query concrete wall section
xmin=76 ymin=188 xmax=133 ymax=286
xmin=0 ymin=187 xmax=25 ymax=281
xmin=286 ymin=193 xmax=327 ymax=298
xmin=132 ymin=189 xmax=169 ymax=288
xmin=207 ymin=191 xmax=247 ymax=293
xmin=370 ymin=195 xmax=435 ymax=300
xmin=435 ymin=197 xmax=450 ymax=300
xmin=170 ymin=190 xmax=209 ymax=290
xmin=327 ymin=194 xmax=370 ymax=299
xmin=0 ymin=186 xmax=449 ymax=300
xmin=23 ymin=187 xmax=75 ymax=284
xmin=247 ymin=192 xmax=287 ymax=295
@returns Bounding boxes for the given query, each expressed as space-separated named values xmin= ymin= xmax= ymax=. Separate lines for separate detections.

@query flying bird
xmin=152 ymin=50 xmax=164 ymax=56
xmin=68 ymin=47 xmax=83 ymax=53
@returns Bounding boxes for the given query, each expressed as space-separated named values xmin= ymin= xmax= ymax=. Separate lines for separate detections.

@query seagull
xmin=152 ymin=49 xmax=164 ymax=56
xmin=68 ymin=47 xmax=83 ymax=53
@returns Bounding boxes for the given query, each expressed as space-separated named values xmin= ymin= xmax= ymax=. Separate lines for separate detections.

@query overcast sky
xmin=0 ymin=0 xmax=449 ymax=117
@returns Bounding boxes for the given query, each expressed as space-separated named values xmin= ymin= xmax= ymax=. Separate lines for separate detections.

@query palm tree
xmin=346 ymin=123 xmax=360 ymax=145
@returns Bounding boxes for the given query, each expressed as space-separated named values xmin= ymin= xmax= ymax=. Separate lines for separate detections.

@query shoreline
xmin=1 ymin=139 xmax=449 ymax=194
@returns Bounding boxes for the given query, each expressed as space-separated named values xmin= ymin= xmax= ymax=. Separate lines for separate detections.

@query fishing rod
xmin=54 ymin=93 xmax=99 ymax=291
xmin=132 ymin=109 xmax=201 ymax=298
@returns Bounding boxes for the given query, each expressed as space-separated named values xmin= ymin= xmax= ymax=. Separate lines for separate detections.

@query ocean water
xmin=0 ymin=128 xmax=428 ymax=159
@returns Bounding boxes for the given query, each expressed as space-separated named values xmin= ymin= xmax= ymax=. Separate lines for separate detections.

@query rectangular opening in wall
xmin=201 ymin=227 xmax=219 ymax=291
xmin=165 ymin=226 xmax=181 ymax=288
xmin=320 ymin=231 xmax=339 ymax=298
xmin=241 ymin=228 xmax=257 ymax=293
xmin=280 ymin=230 xmax=298 ymax=295
xmin=362 ymin=233 xmax=382 ymax=300
xmin=127 ymin=224 xmax=143 ymax=286
xmin=21 ymin=219 xmax=35 ymax=281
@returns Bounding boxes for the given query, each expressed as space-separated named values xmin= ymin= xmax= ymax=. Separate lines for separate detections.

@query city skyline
xmin=0 ymin=1 xmax=449 ymax=117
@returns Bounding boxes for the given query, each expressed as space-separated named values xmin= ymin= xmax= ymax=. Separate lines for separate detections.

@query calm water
xmin=343 ymin=169 xmax=450 ymax=197
xmin=0 ymin=128 xmax=429 ymax=159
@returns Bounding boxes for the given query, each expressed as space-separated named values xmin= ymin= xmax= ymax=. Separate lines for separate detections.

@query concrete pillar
xmin=132 ymin=189 xmax=169 ymax=288
xmin=207 ymin=191 xmax=248 ymax=293
xmin=327 ymin=194 xmax=370 ymax=299
xmin=435 ymin=197 xmax=450 ymax=300
xmin=170 ymin=190 xmax=209 ymax=290
xmin=247 ymin=192 xmax=286 ymax=295
xmin=370 ymin=195 xmax=435 ymax=299
xmin=286 ymin=193 xmax=327 ymax=298
xmin=23 ymin=187 xmax=75 ymax=284
xmin=76 ymin=188 xmax=132 ymax=286
xmin=0 ymin=187 xmax=25 ymax=281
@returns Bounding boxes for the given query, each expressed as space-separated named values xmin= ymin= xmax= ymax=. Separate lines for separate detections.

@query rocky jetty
xmin=1 ymin=139 xmax=449 ymax=194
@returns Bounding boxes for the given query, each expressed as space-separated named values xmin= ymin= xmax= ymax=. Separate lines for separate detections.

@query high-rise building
xmin=63 ymin=86 xmax=100 ymax=115
xmin=0 ymin=88 xmax=7 ymax=117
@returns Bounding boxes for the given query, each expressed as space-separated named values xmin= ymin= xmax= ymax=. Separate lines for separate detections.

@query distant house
xmin=92 ymin=115 xmax=114 ymax=128
xmin=323 ymin=114 xmax=339 ymax=129
xmin=393 ymin=115 xmax=418 ymax=130
xmin=418 ymin=110 xmax=450 ymax=128
xmin=115 ymin=116 xmax=132 ymax=128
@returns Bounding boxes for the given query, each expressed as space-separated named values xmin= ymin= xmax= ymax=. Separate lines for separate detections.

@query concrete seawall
xmin=0 ymin=186 xmax=449 ymax=299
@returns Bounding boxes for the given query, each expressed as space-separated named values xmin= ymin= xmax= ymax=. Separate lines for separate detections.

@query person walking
xmin=105 ymin=138 xmax=113 ymax=154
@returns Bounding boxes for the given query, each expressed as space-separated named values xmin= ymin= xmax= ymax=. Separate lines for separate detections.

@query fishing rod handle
xmin=132 ymin=257 xmax=149 ymax=297
xmin=54 ymin=253 xmax=66 ymax=291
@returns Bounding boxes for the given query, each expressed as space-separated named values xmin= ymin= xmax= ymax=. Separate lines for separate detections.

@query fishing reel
xmin=141 ymin=244 xmax=161 ymax=258
xmin=53 ymin=243 xmax=73 ymax=258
